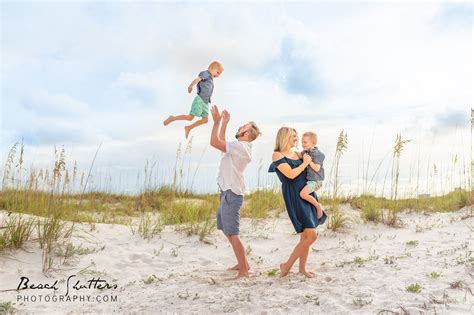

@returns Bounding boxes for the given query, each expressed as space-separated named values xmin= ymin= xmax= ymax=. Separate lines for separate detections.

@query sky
xmin=1 ymin=0 xmax=472 ymax=197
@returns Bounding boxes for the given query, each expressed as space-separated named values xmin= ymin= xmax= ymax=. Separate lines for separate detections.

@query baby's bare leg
xmin=163 ymin=114 xmax=194 ymax=126
xmin=300 ymin=185 xmax=323 ymax=218
xmin=184 ymin=117 xmax=208 ymax=139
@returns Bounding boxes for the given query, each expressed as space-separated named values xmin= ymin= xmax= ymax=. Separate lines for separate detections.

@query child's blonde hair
xmin=274 ymin=127 xmax=297 ymax=152
xmin=208 ymin=61 xmax=224 ymax=71
xmin=302 ymin=131 xmax=318 ymax=145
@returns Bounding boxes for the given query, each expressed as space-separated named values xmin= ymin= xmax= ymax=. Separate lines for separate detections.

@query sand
xmin=0 ymin=206 xmax=472 ymax=314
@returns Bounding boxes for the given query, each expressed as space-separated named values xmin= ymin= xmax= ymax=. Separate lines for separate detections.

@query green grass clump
xmin=349 ymin=189 xmax=471 ymax=225
xmin=406 ymin=283 xmax=422 ymax=293
xmin=142 ymin=274 xmax=159 ymax=285
xmin=429 ymin=271 xmax=441 ymax=279
xmin=351 ymin=195 xmax=382 ymax=222
xmin=266 ymin=268 xmax=279 ymax=276
xmin=0 ymin=214 xmax=35 ymax=251
xmin=326 ymin=130 xmax=349 ymax=232
xmin=37 ymin=211 xmax=73 ymax=272
xmin=0 ymin=301 xmax=15 ymax=314
xmin=158 ymin=195 xmax=219 ymax=241
xmin=327 ymin=204 xmax=350 ymax=231
xmin=353 ymin=256 xmax=365 ymax=267
xmin=130 ymin=213 xmax=163 ymax=240
xmin=241 ymin=189 xmax=285 ymax=218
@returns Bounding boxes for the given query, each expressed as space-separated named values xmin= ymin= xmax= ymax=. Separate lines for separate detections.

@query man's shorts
xmin=189 ymin=95 xmax=209 ymax=118
xmin=307 ymin=180 xmax=323 ymax=193
xmin=216 ymin=189 xmax=243 ymax=236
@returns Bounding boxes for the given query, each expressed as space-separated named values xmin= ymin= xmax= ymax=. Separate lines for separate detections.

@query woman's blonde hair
xmin=274 ymin=127 xmax=297 ymax=152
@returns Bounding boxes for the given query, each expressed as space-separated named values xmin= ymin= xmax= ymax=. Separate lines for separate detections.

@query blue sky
xmin=1 ymin=1 xmax=472 ymax=196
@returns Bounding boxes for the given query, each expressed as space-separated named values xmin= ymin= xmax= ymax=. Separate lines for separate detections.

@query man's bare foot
xmin=227 ymin=264 xmax=250 ymax=271
xmin=184 ymin=126 xmax=191 ymax=139
xmin=163 ymin=115 xmax=174 ymax=126
xmin=280 ymin=263 xmax=290 ymax=277
xmin=299 ymin=270 xmax=315 ymax=278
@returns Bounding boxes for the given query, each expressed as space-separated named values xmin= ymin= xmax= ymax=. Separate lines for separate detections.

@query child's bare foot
xmin=184 ymin=126 xmax=191 ymax=139
xmin=315 ymin=206 xmax=323 ymax=219
xmin=279 ymin=263 xmax=290 ymax=277
xmin=163 ymin=115 xmax=174 ymax=126
xmin=227 ymin=263 xmax=250 ymax=271
xmin=299 ymin=270 xmax=315 ymax=278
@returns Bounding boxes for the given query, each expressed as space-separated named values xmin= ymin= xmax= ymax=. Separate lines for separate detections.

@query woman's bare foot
xmin=184 ymin=126 xmax=191 ymax=139
xmin=163 ymin=115 xmax=174 ymax=126
xmin=279 ymin=263 xmax=290 ymax=277
xmin=227 ymin=263 xmax=250 ymax=271
xmin=299 ymin=270 xmax=315 ymax=278
xmin=227 ymin=264 xmax=239 ymax=271
xmin=234 ymin=271 xmax=249 ymax=279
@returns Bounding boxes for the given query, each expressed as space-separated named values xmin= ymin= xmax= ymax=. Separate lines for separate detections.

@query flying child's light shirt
xmin=217 ymin=141 xmax=252 ymax=195
xmin=197 ymin=70 xmax=214 ymax=103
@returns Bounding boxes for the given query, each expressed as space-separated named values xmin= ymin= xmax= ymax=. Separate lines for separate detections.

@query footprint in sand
xmin=126 ymin=253 xmax=153 ymax=264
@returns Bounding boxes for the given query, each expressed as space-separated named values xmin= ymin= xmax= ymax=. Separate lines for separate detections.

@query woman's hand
xmin=302 ymin=153 xmax=312 ymax=166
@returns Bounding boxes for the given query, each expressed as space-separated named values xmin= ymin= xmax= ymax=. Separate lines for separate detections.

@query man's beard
xmin=235 ymin=130 xmax=245 ymax=139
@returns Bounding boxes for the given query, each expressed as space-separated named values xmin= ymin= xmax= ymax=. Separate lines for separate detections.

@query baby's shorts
xmin=189 ymin=95 xmax=209 ymax=118
xmin=307 ymin=180 xmax=323 ymax=193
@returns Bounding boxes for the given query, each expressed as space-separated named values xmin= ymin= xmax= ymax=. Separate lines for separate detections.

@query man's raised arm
xmin=219 ymin=110 xmax=230 ymax=141
xmin=210 ymin=105 xmax=226 ymax=153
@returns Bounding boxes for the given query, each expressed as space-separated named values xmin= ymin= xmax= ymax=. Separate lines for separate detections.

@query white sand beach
xmin=0 ymin=206 xmax=472 ymax=314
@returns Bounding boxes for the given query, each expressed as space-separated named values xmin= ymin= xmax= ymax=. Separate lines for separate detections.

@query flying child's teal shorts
xmin=189 ymin=96 xmax=209 ymax=118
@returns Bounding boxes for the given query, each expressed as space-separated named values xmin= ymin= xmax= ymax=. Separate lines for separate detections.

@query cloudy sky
xmin=1 ymin=0 xmax=472 ymax=196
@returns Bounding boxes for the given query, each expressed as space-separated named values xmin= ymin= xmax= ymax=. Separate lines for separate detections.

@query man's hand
xmin=222 ymin=110 xmax=230 ymax=124
xmin=187 ymin=85 xmax=193 ymax=93
xmin=211 ymin=105 xmax=222 ymax=123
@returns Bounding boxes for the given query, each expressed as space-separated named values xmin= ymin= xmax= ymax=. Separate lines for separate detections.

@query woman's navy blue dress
xmin=269 ymin=156 xmax=326 ymax=233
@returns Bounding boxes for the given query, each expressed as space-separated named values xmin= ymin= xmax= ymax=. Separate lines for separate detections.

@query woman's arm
xmin=272 ymin=152 xmax=311 ymax=179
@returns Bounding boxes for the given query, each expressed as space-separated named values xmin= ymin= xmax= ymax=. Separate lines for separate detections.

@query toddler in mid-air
xmin=163 ymin=61 xmax=224 ymax=138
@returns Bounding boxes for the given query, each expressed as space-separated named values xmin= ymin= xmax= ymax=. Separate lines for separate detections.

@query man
xmin=210 ymin=105 xmax=261 ymax=279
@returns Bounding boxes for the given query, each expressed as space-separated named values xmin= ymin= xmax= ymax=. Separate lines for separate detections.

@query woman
xmin=269 ymin=127 xmax=326 ymax=277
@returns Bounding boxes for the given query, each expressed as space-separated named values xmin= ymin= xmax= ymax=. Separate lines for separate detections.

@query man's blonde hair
xmin=208 ymin=61 xmax=224 ymax=71
xmin=302 ymin=131 xmax=318 ymax=145
xmin=274 ymin=127 xmax=297 ymax=152
xmin=248 ymin=121 xmax=261 ymax=141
